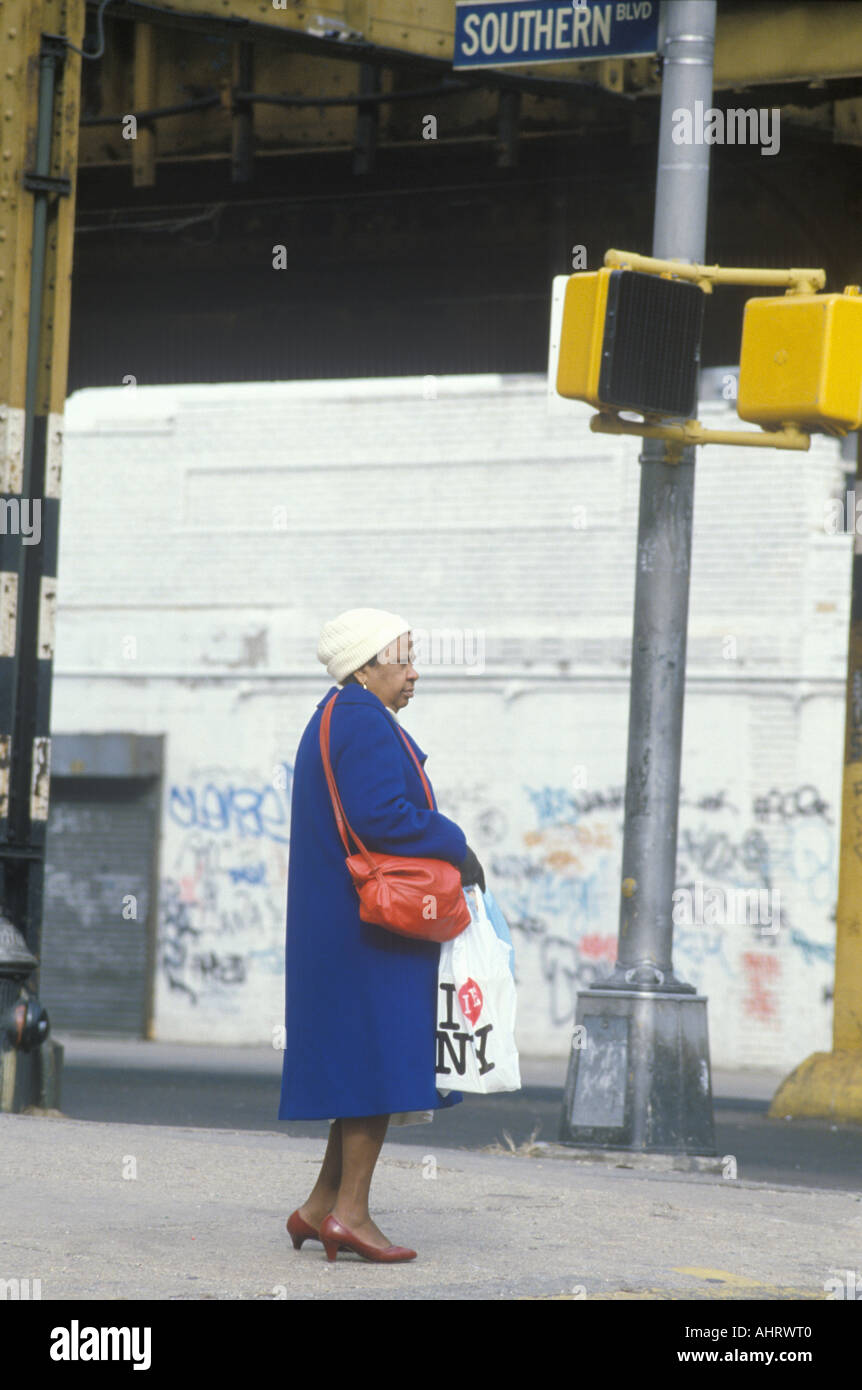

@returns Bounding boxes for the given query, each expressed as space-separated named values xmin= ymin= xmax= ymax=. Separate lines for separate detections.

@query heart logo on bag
xmin=458 ymin=977 xmax=483 ymax=1026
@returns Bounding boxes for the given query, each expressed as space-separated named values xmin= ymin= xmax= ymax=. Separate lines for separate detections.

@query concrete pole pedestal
xmin=560 ymin=989 xmax=716 ymax=1154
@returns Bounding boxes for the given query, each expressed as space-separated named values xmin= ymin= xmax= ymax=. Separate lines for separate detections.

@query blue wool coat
xmin=278 ymin=683 xmax=467 ymax=1120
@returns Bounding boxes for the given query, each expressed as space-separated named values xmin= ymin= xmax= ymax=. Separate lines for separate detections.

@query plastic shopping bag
xmin=436 ymin=885 xmax=521 ymax=1096
xmin=481 ymin=885 xmax=515 ymax=978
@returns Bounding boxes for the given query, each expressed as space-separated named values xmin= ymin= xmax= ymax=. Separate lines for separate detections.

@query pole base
xmin=590 ymin=961 xmax=697 ymax=994
xmin=0 ymin=1038 xmax=63 ymax=1113
xmin=559 ymin=988 xmax=716 ymax=1154
xmin=768 ymin=1049 xmax=862 ymax=1123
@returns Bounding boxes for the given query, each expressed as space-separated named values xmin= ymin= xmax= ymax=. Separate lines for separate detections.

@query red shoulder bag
xmin=319 ymin=692 xmax=470 ymax=942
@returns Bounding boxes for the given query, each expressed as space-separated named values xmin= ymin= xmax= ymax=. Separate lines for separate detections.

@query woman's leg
xmin=298 ymin=1118 xmax=343 ymax=1226
xmin=331 ymin=1113 xmax=393 ymax=1249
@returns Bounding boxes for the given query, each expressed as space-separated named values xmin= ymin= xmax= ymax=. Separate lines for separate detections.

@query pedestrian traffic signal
xmin=737 ymin=287 xmax=862 ymax=435
xmin=555 ymin=268 xmax=705 ymax=418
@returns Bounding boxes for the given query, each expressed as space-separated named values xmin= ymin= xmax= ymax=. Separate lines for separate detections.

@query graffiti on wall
xmin=167 ymin=772 xmax=291 ymax=843
xmin=159 ymin=764 xmax=292 ymax=1006
xmin=154 ymin=754 xmax=837 ymax=1056
xmin=471 ymin=779 xmax=838 ymax=1034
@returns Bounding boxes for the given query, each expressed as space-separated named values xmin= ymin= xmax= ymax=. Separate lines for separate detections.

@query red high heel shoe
xmin=286 ymin=1209 xmax=346 ymax=1251
xmin=318 ymin=1213 xmax=417 ymax=1264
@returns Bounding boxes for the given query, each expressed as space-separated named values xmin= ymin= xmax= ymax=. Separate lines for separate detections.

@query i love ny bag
xmin=319 ymin=691 xmax=470 ymax=943
xmin=436 ymin=886 xmax=521 ymax=1095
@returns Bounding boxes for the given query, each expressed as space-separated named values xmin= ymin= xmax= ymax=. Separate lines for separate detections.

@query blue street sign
xmin=453 ymin=1 xmax=659 ymax=70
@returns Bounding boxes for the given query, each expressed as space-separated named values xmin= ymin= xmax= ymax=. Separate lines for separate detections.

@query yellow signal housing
xmin=737 ymin=289 xmax=862 ymax=434
xmin=556 ymin=269 xmax=611 ymax=405
xmin=556 ymin=267 xmax=705 ymax=418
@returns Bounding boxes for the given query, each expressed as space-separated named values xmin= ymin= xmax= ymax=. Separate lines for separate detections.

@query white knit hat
xmin=317 ymin=608 xmax=410 ymax=683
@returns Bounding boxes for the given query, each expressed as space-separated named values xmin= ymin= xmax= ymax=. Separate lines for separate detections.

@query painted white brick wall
xmin=51 ymin=375 xmax=851 ymax=1070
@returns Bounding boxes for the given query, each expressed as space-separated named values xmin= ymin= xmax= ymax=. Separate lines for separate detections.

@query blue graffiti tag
xmin=168 ymin=764 xmax=293 ymax=843
xmin=226 ymin=862 xmax=267 ymax=885
xmin=787 ymin=926 xmax=834 ymax=967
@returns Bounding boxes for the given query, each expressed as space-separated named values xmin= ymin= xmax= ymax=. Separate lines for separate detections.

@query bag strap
xmin=319 ymin=691 xmax=435 ymax=861
xmin=393 ymin=719 xmax=436 ymax=809
xmin=320 ymin=694 xmax=371 ymax=862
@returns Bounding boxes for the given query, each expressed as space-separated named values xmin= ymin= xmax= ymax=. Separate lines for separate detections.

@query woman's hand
xmin=459 ymin=845 xmax=486 ymax=893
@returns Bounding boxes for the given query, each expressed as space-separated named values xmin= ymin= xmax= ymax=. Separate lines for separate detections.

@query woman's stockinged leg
xmin=298 ymin=1118 xmax=343 ymax=1227
xmin=331 ymin=1113 xmax=393 ymax=1249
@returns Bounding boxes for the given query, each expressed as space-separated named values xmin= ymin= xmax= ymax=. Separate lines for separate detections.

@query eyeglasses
xmin=382 ymin=644 xmax=416 ymax=666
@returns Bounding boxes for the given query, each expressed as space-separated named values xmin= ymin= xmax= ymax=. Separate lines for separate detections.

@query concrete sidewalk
xmin=3 ymin=1108 xmax=860 ymax=1300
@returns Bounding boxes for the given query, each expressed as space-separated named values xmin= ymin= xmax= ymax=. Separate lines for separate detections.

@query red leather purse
xmin=319 ymin=692 xmax=470 ymax=943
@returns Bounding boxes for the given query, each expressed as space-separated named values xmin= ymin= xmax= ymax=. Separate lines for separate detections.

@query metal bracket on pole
xmin=604 ymin=248 xmax=826 ymax=297
xmin=22 ymin=173 xmax=72 ymax=196
xmin=579 ymin=249 xmax=838 ymax=452
xmin=38 ymin=34 xmax=70 ymax=62
xmin=590 ymin=411 xmax=813 ymax=455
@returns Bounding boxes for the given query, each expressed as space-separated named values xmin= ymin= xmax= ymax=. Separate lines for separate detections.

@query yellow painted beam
xmin=132 ymin=23 xmax=157 ymax=187
xmin=834 ymin=97 xmax=862 ymax=145
xmin=833 ymin=782 xmax=862 ymax=1051
xmin=0 ymin=1 xmax=35 ymax=460
xmin=36 ymin=2 xmax=86 ymax=421
xmin=137 ymin=0 xmax=357 ymax=40
xmin=769 ymin=433 xmax=862 ymax=1122
xmin=365 ymin=0 xmax=452 ymax=60
xmin=120 ymin=1 xmax=862 ymax=98
xmin=0 ymin=0 xmax=86 ymax=447
xmin=715 ymin=2 xmax=862 ymax=89
xmin=768 ymin=1052 xmax=862 ymax=1123
xmin=833 ymin=517 xmax=862 ymax=1056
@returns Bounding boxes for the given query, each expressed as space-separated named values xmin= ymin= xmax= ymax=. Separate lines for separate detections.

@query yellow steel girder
xmin=68 ymin=0 xmax=862 ymax=172
xmin=125 ymin=0 xmax=862 ymax=90
xmin=0 ymin=0 xmax=86 ymax=470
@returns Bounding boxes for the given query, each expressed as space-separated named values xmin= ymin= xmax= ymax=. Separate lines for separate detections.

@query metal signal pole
xmin=561 ymin=1 xmax=718 ymax=1153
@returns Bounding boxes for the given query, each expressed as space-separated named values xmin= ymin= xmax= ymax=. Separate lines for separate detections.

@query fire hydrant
xmin=0 ymin=912 xmax=54 ymax=1112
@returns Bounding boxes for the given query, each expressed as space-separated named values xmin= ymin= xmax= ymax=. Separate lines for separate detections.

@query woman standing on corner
xmin=278 ymin=608 xmax=485 ymax=1264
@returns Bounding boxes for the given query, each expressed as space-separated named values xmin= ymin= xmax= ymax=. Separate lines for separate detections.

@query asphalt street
xmin=50 ymin=1036 xmax=862 ymax=1195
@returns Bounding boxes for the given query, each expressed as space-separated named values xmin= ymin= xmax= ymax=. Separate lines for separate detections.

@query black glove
xmin=459 ymin=845 xmax=486 ymax=893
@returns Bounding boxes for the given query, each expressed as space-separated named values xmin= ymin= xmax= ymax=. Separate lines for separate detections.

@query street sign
xmin=453 ymin=1 xmax=660 ymax=71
